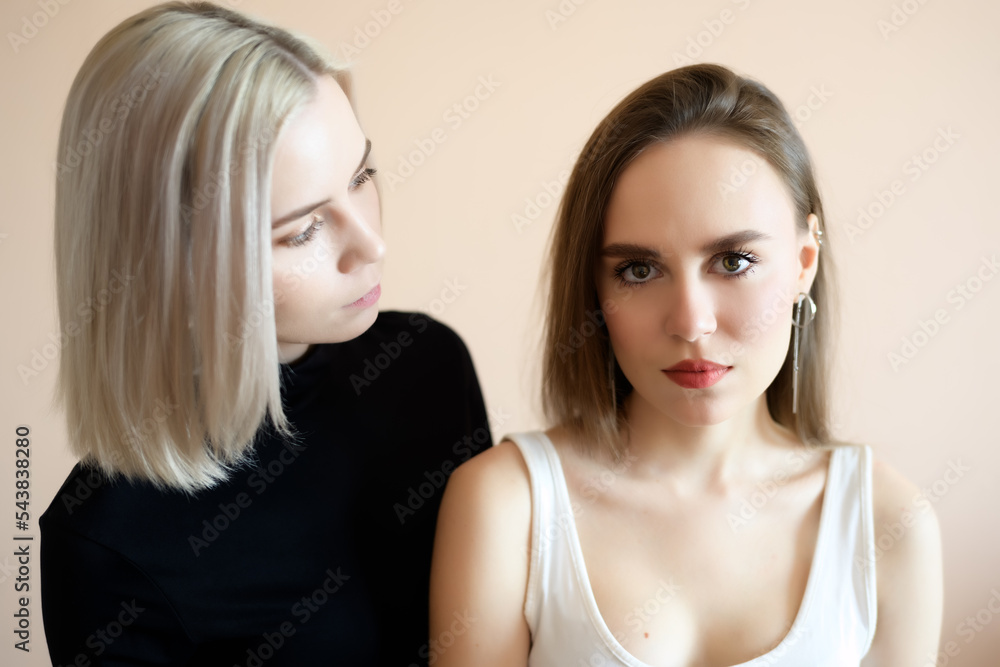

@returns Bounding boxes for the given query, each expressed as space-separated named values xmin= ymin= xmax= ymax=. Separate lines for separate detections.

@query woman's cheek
xmin=725 ymin=276 xmax=790 ymax=347
xmin=739 ymin=286 xmax=798 ymax=375
xmin=274 ymin=264 xmax=301 ymax=293
xmin=357 ymin=183 xmax=382 ymax=237
xmin=602 ymin=304 xmax=632 ymax=356
xmin=606 ymin=288 xmax=660 ymax=341
xmin=271 ymin=263 xmax=301 ymax=321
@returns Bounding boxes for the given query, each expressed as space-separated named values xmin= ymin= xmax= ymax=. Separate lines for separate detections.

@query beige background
xmin=1 ymin=0 xmax=998 ymax=663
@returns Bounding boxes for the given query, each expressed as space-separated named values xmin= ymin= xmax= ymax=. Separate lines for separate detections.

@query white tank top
xmin=505 ymin=431 xmax=877 ymax=666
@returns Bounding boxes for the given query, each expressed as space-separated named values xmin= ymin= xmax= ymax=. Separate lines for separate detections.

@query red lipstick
xmin=662 ymin=359 xmax=731 ymax=389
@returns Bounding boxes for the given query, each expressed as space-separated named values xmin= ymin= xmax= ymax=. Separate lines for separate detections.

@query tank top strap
xmin=503 ymin=431 xmax=573 ymax=634
xmin=785 ymin=443 xmax=876 ymax=661
xmin=820 ymin=443 xmax=878 ymax=654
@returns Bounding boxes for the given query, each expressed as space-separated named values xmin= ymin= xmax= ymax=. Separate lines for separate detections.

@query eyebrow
xmin=271 ymin=138 xmax=372 ymax=229
xmin=600 ymin=230 xmax=772 ymax=259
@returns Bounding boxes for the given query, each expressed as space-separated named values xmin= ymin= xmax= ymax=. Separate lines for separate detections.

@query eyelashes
xmin=713 ymin=247 xmax=760 ymax=278
xmin=283 ymin=167 xmax=377 ymax=248
xmin=613 ymin=260 xmax=662 ymax=286
xmin=612 ymin=247 xmax=761 ymax=287
xmin=285 ymin=214 xmax=325 ymax=247
xmin=351 ymin=167 xmax=377 ymax=190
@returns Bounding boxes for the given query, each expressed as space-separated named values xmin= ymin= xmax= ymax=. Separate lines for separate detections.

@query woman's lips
xmin=346 ymin=283 xmax=380 ymax=308
xmin=662 ymin=359 xmax=731 ymax=389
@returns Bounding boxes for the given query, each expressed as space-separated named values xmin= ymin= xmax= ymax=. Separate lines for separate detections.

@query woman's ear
xmin=797 ymin=213 xmax=821 ymax=293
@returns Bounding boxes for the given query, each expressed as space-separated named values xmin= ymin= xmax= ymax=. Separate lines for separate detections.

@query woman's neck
xmin=616 ymin=393 xmax=800 ymax=495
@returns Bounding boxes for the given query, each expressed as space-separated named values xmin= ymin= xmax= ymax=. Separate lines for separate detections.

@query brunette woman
xmin=430 ymin=64 xmax=941 ymax=666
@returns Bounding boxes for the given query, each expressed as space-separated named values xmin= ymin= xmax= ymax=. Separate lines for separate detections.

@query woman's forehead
xmin=603 ymin=135 xmax=798 ymax=247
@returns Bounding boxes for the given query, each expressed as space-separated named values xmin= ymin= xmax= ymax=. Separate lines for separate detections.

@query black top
xmin=40 ymin=312 xmax=493 ymax=666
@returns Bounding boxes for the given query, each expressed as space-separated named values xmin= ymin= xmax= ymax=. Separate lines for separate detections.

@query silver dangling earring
xmin=792 ymin=292 xmax=817 ymax=415
xmin=607 ymin=337 xmax=618 ymax=409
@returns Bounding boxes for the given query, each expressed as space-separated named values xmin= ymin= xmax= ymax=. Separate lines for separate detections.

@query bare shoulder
xmin=861 ymin=453 xmax=944 ymax=664
xmin=869 ymin=455 xmax=941 ymax=544
xmin=868 ymin=454 xmax=942 ymax=577
xmin=436 ymin=438 xmax=533 ymax=568
xmin=446 ymin=439 xmax=532 ymax=511
xmin=429 ymin=439 xmax=533 ymax=664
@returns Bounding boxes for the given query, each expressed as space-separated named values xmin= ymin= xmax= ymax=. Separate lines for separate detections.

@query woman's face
xmin=595 ymin=133 xmax=820 ymax=426
xmin=270 ymin=75 xmax=384 ymax=363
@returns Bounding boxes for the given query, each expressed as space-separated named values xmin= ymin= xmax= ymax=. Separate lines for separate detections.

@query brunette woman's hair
xmin=542 ymin=63 xmax=835 ymax=457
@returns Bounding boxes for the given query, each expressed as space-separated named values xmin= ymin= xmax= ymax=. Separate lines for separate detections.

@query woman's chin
xmin=659 ymin=394 xmax=745 ymax=428
xmin=330 ymin=307 xmax=380 ymax=343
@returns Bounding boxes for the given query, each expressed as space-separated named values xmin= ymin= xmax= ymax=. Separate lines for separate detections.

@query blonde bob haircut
xmin=542 ymin=63 xmax=837 ymax=458
xmin=54 ymin=1 xmax=349 ymax=491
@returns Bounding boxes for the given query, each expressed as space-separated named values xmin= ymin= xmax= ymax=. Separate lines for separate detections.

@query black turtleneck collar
xmin=279 ymin=342 xmax=339 ymax=404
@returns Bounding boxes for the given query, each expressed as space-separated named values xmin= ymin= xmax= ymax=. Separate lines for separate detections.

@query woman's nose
xmin=664 ymin=276 xmax=717 ymax=343
xmin=337 ymin=209 xmax=384 ymax=274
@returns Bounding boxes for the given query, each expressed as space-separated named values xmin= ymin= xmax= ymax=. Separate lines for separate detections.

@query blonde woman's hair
xmin=542 ymin=63 xmax=837 ymax=458
xmin=54 ymin=1 xmax=349 ymax=491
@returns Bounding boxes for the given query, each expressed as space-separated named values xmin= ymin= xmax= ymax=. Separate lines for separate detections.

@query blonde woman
xmin=430 ymin=64 xmax=942 ymax=665
xmin=39 ymin=3 xmax=490 ymax=664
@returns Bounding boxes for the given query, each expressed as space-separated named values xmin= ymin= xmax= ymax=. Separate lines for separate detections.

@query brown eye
xmin=722 ymin=255 xmax=743 ymax=272
xmin=614 ymin=261 xmax=661 ymax=287
xmin=712 ymin=251 xmax=759 ymax=279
